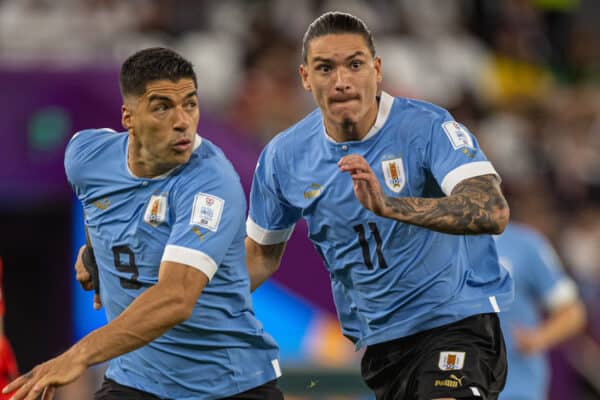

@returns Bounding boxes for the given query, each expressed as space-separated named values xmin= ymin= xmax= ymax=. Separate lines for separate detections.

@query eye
xmin=153 ymin=103 xmax=168 ymax=112
xmin=316 ymin=64 xmax=331 ymax=73
xmin=350 ymin=60 xmax=363 ymax=69
xmin=184 ymin=101 xmax=198 ymax=110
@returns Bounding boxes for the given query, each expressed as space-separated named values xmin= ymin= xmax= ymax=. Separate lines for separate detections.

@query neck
xmin=127 ymin=137 xmax=175 ymax=178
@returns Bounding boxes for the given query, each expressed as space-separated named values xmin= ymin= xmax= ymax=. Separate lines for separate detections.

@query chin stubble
xmin=341 ymin=118 xmax=359 ymax=139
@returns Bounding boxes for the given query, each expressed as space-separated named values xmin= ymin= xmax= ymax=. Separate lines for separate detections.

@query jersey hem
xmin=354 ymin=290 xmax=513 ymax=349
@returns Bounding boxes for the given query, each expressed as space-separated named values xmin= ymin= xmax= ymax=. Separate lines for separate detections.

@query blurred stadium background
xmin=1 ymin=0 xmax=599 ymax=399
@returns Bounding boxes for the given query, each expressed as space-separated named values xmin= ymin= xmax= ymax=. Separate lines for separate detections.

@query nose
xmin=334 ymin=68 xmax=351 ymax=92
xmin=172 ymin=105 xmax=190 ymax=132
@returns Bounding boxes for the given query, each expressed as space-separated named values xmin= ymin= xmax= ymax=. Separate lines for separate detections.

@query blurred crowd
xmin=1 ymin=0 xmax=600 ymax=396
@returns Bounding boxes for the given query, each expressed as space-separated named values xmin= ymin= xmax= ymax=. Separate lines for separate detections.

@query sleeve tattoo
xmin=383 ymin=174 xmax=509 ymax=234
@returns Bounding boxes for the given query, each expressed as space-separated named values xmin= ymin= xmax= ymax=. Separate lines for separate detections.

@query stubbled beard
xmin=341 ymin=118 xmax=359 ymax=139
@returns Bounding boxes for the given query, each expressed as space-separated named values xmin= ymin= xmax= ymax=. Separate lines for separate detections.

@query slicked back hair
xmin=302 ymin=12 xmax=375 ymax=63
xmin=119 ymin=47 xmax=197 ymax=98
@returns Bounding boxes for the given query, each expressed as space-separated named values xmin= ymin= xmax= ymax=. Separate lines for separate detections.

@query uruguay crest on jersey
xmin=144 ymin=194 xmax=168 ymax=226
xmin=381 ymin=157 xmax=405 ymax=193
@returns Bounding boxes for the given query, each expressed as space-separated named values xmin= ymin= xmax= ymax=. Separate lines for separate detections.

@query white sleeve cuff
xmin=162 ymin=245 xmax=218 ymax=280
xmin=440 ymin=161 xmax=499 ymax=195
xmin=544 ymin=278 xmax=578 ymax=311
xmin=246 ymin=217 xmax=295 ymax=245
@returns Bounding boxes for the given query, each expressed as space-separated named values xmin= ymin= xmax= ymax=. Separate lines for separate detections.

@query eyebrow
xmin=311 ymin=51 xmax=367 ymax=64
xmin=147 ymin=91 xmax=197 ymax=103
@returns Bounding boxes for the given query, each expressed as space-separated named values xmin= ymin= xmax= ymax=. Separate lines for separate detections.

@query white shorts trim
xmin=271 ymin=359 xmax=282 ymax=378
xmin=489 ymin=296 xmax=500 ymax=312
xmin=161 ymin=245 xmax=218 ymax=280
xmin=441 ymin=161 xmax=498 ymax=195
xmin=246 ymin=217 xmax=295 ymax=245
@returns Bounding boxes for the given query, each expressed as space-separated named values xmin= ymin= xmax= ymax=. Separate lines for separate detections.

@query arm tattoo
xmin=384 ymin=174 xmax=509 ymax=234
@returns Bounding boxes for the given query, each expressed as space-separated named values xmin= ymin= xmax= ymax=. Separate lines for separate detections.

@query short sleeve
xmin=247 ymin=141 xmax=302 ymax=245
xmin=64 ymin=129 xmax=97 ymax=196
xmin=523 ymin=233 xmax=578 ymax=311
xmin=64 ymin=128 xmax=117 ymax=197
xmin=426 ymin=114 xmax=499 ymax=195
xmin=162 ymin=170 xmax=246 ymax=280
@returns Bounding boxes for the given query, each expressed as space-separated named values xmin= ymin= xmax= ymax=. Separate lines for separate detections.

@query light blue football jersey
xmin=65 ymin=129 xmax=281 ymax=400
xmin=495 ymin=224 xmax=578 ymax=400
xmin=248 ymin=92 xmax=514 ymax=348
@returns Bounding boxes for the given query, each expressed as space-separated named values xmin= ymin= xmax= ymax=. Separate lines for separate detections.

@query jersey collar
xmin=323 ymin=91 xmax=394 ymax=143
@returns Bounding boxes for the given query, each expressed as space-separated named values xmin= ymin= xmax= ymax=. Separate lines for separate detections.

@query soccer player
xmin=245 ymin=12 xmax=513 ymax=400
xmin=3 ymin=47 xmax=283 ymax=400
xmin=0 ymin=258 xmax=18 ymax=400
xmin=495 ymin=223 xmax=586 ymax=400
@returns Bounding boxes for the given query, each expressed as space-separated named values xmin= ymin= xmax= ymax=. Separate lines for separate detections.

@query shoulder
xmin=265 ymin=108 xmax=322 ymax=154
xmin=65 ymin=128 xmax=123 ymax=161
xmin=391 ymin=96 xmax=452 ymax=125
xmin=496 ymin=223 xmax=550 ymax=255
xmin=176 ymin=137 xmax=243 ymax=197
xmin=67 ymin=127 xmax=121 ymax=149
xmin=64 ymin=128 xmax=125 ymax=180
xmin=385 ymin=96 xmax=454 ymax=146
xmin=505 ymin=223 xmax=547 ymax=245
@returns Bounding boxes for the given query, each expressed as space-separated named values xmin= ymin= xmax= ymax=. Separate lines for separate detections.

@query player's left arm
xmin=3 ymin=260 xmax=208 ymax=400
xmin=339 ymin=155 xmax=509 ymax=234
xmin=513 ymin=233 xmax=587 ymax=355
xmin=514 ymin=298 xmax=586 ymax=355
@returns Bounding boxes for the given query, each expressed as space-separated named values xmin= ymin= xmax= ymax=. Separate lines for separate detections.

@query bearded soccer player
xmin=246 ymin=12 xmax=513 ymax=400
xmin=4 ymin=47 xmax=282 ymax=400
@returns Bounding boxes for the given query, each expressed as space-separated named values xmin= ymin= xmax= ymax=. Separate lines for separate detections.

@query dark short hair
xmin=119 ymin=47 xmax=197 ymax=98
xmin=302 ymin=12 xmax=375 ymax=63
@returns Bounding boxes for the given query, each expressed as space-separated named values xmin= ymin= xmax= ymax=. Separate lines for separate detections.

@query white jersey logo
xmin=144 ymin=195 xmax=168 ymax=227
xmin=442 ymin=121 xmax=474 ymax=150
xmin=381 ymin=158 xmax=406 ymax=193
xmin=438 ymin=351 xmax=466 ymax=371
xmin=191 ymin=193 xmax=224 ymax=232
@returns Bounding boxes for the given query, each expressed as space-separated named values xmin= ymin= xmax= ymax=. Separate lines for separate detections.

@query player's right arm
xmin=245 ymin=141 xmax=301 ymax=291
xmin=245 ymin=240 xmax=286 ymax=292
xmin=3 ymin=259 xmax=209 ymax=400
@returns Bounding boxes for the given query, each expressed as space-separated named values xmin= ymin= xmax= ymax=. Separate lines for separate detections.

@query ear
xmin=121 ymin=104 xmax=132 ymax=131
xmin=374 ymin=57 xmax=383 ymax=84
xmin=299 ymin=64 xmax=311 ymax=92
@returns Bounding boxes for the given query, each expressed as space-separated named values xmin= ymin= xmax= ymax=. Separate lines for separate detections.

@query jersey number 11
xmin=354 ymin=223 xmax=388 ymax=269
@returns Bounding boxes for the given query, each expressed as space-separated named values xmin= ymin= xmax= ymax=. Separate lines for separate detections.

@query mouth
xmin=329 ymin=96 xmax=360 ymax=108
xmin=173 ymin=138 xmax=193 ymax=152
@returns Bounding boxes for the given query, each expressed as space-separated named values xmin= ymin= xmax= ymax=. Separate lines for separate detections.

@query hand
xmin=74 ymin=245 xmax=102 ymax=310
xmin=2 ymin=350 xmax=87 ymax=400
xmin=338 ymin=154 xmax=389 ymax=216
xmin=513 ymin=326 xmax=544 ymax=355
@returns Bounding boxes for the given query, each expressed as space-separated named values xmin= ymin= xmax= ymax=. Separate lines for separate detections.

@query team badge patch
xmin=438 ymin=351 xmax=465 ymax=371
xmin=190 ymin=193 xmax=224 ymax=232
xmin=381 ymin=158 xmax=406 ymax=193
xmin=442 ymin=121 xmax=474 ymax=150
xmin=144 ymin=195 xmax=168 ymax=227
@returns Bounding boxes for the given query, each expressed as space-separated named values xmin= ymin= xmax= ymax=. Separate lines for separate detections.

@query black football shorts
xmin=361 ymin=313 xmax=507 ymax=400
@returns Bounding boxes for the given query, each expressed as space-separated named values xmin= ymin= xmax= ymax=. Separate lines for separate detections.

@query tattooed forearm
xmin=383 ymin=175 xmax=509 ymax=234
